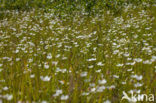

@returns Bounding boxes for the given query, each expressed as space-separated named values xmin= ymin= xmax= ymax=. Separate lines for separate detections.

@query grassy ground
xmin=0 ymin=2 xmax=156 ymax=103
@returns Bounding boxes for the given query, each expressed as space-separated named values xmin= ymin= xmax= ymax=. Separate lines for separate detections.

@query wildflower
xmin=15 ymin=49 xmax=19 ymax=53
xmin=53 ymin=90 xmax=62 ymax=97
xmin=134 ymin=82 xmax=143 ymax=87
xmin=134 ymin=58 xmax=142 ymax=62
xmin=3 ymin=87 xmax=8 ymax=91
xmin=113 ymin=75 xmax=119 ymax=79
xmin=47 ymin=53 xmax=52 ymax=59
xmin=61 ymin=95 xmax=69 ymax=100
xmin=116 ymin=63 xmax=124 ymax=67
xmin=87 ymin=58 xmax=96 ymax=61
xmin=97 ymin=62 xmax=104 ymax=66
xmin=82 ymin=92 xmax=89 ymax=96
xmin=3 ymin=94 xmax=13 ymax=101
xmin=30 ymin=74 xmax=35 ymax=78
xmin=91 ymin=88 xmax=96 ymax=92
xmin=88 ymin=65 xmax=94 ymax=69
xmin=96 ymin=69 xmax=101 ymax=73
xmin=44 ymin=63 xmax=49 ymax=69
xmin=104 ymin=100 xmax=111 ymax=103
xmin=131 ymin=74 xmax=143 ymax=81
xmin=123 ymin=53 xmax=129 ymax=57
xmin=89 ymin=83 xmax=95 ymax=87
xmin=40 ymin=76 xmax=51 ymax=81
xmin=52 ymin=61 xmax=58 ymax=66
xmin=108 ymin=85 xmax=116 ymax=89
xmin=143 ymin=60 xmax=152 ymax=64
xmin=59 ymin=80 xmax=65 ymax=84
xmin=0 ymin=64 xmax=2 ymax=67
xmin=56 ymin=54 xmax=60 ymax=58
xmin=98 ymin=79 xmax=107 ymax=85
xmin=62 ymin=57 xmax=67 ymax=60
xmin=28 ymin=58 xmax=33 ymax=63
xmin=151 ymin=56 xmax=156 ymax=62
xmin=97 ymin=86 xmax=105 ymax=92
xmin=41 ymin=101 xmax=48 ymax=103
xmin=80 ymin=72 xmax=88 ymax=77
xmin=16 ymin=58 xmax=20 ymax=61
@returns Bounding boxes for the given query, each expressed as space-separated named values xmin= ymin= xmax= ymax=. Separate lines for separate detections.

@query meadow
xmin=0 ymin=0 xmax=156 ymax=103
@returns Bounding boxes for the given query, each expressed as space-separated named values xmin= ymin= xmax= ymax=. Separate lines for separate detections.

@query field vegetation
xmin=0 ymin=0 xmax=156 ymax=103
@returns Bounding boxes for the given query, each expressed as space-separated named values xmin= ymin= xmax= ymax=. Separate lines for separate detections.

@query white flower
xmin=126 ymin=24 xmax=131 ymax=28
xmin=91 ymin=88 xmax=96 ymax=92
xmin=3 ymin=87 xmax=8 ymax=91
xmin=97 ymin=62 xmax=104 ymax=66
xmin=53 ymin=89 xmax=62 ymax=97
xmin=28 ymin=58 xmax=33 ymax=63
xmin=56 ymin=90 xmax=62 ymax=94
xmin=89 ymin=83 xmax=95 ymax=87
xmin=134 ymin=82 xmax=143 ymax=87
xmin=96 ymin=69 xmax=101 ymax=73
xmin=152 ymin=56 xmax=156 ymax=60
xmin=82 ymin=92 xmax=89 ymax=96
xmin=123 ymin=53 xmax=129 ymax=57
xmin=41 ymin=101 xmax=48 ymax=103
xmin=108 ymin=85 xmax=116 ymax=89
xmin=104 ymin=100 xmax=111 ymax=103
xmin=96 ymin=86 xmax=105 ymax=92
xmin=113 ymin=75 xmax=119 ymax=79
xmin=87 ymin=58 xmax=96 ymax=61
xmin=122 ymin=82 xmax=126 ymax=84
xmin=62 ymin=57 xmax=67 ymax=60
xmin=88 ymin=65 xmax=94 ymax=69
xmin=30 ymin=74 xmax=35 ymax=78
xmin=93 ymin=31 xmax=97 ymax=34
xmin=47 ymin=53 xmax=52 ymax=59
xmin=16 ymin=58 xmax=20 ymax=61
xmin=52 ymin=61 xmax=58 ymax=66
xmin=3 ymin=94 xmax=13 ymax=101
xmin=80 ymin=72 xmax=88 ymax=77
xmin=56 ymin=54 xmax=60 ymax=58
xmin=56 ymin=67 xmax=61 ymax=72
xmin=143 ymin=60 xmax=152 ymax=64
xmin=131 ymin=75 xmax=143 ymax=80
xmin=127 ymin=58 xmax=132 ymax=60
xmin=44 ymin=64 xmax=49 ymax=69
xmin=113 ymin=50 xmax=119 ymax=54
xmin=40 ymin=76 xmax=51 ymax=81
xmin=130 ymin=62 xmax=136 ymax=65
xmin=59 ymin=80 xmax=65 ymax=85
xmin=61 ymin=69 xmax=67 ymax=73
xmin=0 ymin=64 xmax=2 ymax=67
xmin=15 ymin=49 xmax=19 ymax=53
xmin=98 ymin=79 xmax=107 ymax=85
xmin=151 ymin=56 xmax=156 ymax=62
xmin=134 ymin=58 xmax=142 ymax=62
xmin=61 ymin=95 xmax=69 ymax=100
xmin=116 ymin=63 xmax=124 ymax=67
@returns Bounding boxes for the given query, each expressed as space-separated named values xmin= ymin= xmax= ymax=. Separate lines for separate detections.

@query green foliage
xmin=0 ymin=0 xmax=154 ymax=14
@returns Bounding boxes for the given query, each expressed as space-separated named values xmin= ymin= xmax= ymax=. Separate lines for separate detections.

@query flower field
xmin=0 ymin=1 xmax=156 ymax=103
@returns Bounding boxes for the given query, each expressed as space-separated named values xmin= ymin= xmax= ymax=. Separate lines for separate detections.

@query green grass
xmin=0 ymin=0 xmax=154 ymax=13
xmin=0 ymin=1 xmax=156 ymax=103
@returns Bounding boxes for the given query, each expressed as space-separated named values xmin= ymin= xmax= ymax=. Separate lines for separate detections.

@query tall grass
xmin=0 ymin=0 xmax=155 ymax=103
xmin=0 ymin=0 xmax=154 ymax=13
